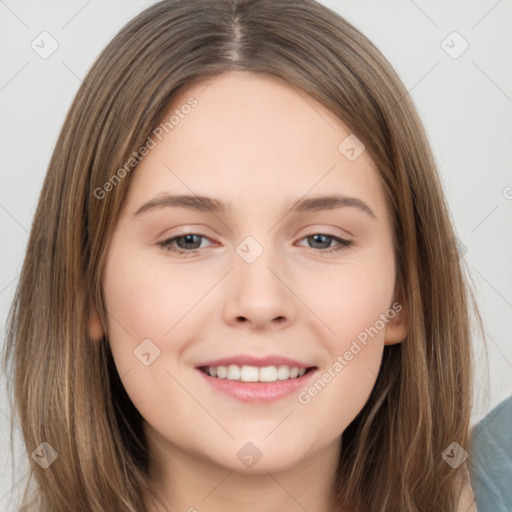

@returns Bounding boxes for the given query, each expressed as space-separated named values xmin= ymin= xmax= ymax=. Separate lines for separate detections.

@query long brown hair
xmin=2 ymin=0 xmax=484 ymax=510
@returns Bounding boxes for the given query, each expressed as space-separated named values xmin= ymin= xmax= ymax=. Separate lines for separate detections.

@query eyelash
xmin=157 ymin=232 xmax=353 ymax=256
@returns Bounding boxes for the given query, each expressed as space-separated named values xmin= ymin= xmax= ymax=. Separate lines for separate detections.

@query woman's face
xmin=94 ymin=70 xmax=407 ymax=474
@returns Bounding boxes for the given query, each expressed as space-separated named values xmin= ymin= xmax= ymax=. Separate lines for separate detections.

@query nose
xmin=221 ymin=248 xmax=296 ymax=331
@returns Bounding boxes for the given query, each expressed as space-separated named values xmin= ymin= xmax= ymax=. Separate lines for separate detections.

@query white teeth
xmin=226 ymin=364 xmax=241 ymax=380
xmin=259 ymin=366 xmax=278 ymax=382
xmin=277 ymin=365 xmax=290 ymax=380
xmin=205 ymin=364 xmax=308 ymax=382
xmin=277 ymin=364 xmax=290 ymax=380
xmin=240 ymin=365 xmax=259 ymax=382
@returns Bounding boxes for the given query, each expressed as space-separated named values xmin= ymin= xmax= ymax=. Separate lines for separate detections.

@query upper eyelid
xmin=160 ymin=223 xmax=353 ymax=240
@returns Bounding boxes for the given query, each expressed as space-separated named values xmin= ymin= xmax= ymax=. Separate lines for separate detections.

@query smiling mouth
xmin=198 ymin=364 xmax=317 ymax=383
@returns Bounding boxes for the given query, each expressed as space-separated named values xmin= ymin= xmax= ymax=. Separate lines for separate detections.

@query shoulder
xmin=469 ymin=395 xmax=512 ymax=512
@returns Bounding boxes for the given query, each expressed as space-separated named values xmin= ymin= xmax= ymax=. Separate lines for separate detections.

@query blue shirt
xmin=470 ymin=395 xmax=512 ymax=511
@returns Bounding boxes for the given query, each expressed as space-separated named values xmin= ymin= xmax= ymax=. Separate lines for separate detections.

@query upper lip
xmin=195 ymin=355 xmax=316 ymax=369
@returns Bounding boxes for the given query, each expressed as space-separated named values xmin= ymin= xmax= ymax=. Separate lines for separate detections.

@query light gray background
xmin=1 ymin=0 xmax=511 ymax=509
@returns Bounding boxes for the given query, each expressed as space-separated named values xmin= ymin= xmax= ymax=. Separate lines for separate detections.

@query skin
xmin=89 ymin=70 xmax=411 ymax=511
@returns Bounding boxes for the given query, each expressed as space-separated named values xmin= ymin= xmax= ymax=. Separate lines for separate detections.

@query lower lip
xmin=196 ymin=368 xmax=317 ymax=402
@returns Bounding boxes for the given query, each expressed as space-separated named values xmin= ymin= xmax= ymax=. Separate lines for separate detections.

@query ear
xmin=384 ymin=280 xmax=408 ymax=346
xmin=88 ymin=305 xmax=105 ymax=342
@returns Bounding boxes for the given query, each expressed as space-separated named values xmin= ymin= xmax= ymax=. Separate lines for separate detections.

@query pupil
xmin=179 ymin=234 xmax=200 ymax=249
xmin=312 ymin=234 xmax=329 ymax=248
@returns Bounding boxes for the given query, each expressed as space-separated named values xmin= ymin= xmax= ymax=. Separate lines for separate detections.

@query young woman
xmin=3 ymin=0 xmax=483 ymax=510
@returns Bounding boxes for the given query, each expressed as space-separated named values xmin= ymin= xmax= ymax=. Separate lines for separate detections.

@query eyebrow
xmin=133 ymin=193 xmax=376 ymax=218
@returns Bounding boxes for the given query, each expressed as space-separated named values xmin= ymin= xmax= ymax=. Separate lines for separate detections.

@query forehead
xmin=162 ymin=70 xmax=353 ymax=169
xmin=121 ymin=70 xmax=387 ymax=219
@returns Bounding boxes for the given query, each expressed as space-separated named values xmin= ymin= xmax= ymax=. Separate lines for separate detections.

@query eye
xmin=158 ymin=233 xmax=214 ymax=255
xmin=158 ymin=232 xmax=352 ymax=256
xmin=296 ymin=233 xmax=353 ymax=254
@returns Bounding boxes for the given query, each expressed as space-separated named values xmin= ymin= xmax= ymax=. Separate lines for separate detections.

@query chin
xmin=201 ymin=436 xmax=316 ymax=474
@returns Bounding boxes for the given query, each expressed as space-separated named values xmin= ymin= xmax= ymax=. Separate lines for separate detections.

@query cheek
xmin=101 ymin=241 xmax=196 ymax=386
xmin=101 ymin=242 xmax=200 ymax=429
xmin=294 ymin=251 xmax=395 ymax=426
xmin=102 ymin=241 xmax=207 ymax=341
xmin=329 ymin=271 xmax=393 ymax=348
xmin=304 ymin=249 xmax=396 ymax=351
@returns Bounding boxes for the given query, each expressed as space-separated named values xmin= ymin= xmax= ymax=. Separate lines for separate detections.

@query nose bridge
xmin=222 ymin=232 xmax=294 ymax=328
xmin=233 ymin=233 xmax=282 ymax=292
